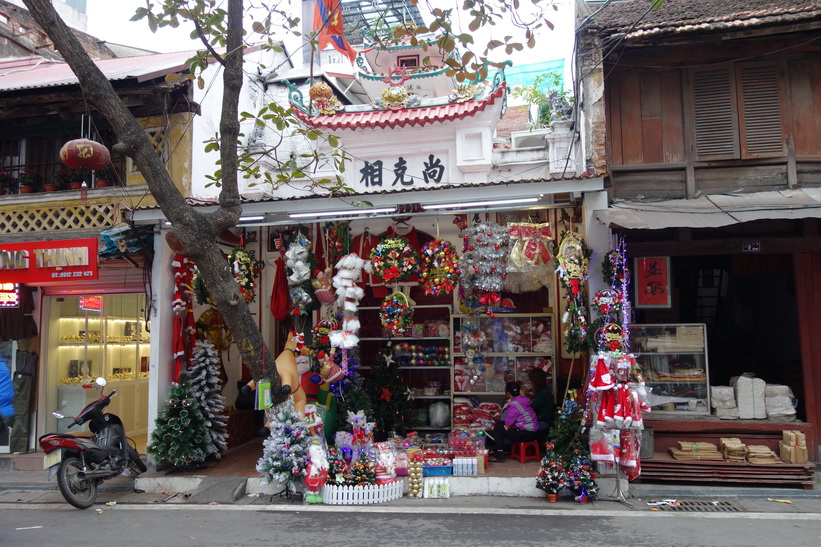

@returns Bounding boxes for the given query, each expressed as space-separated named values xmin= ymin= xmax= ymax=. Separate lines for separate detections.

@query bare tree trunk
xmin=22 ymin=0 xmax=281 ymax=397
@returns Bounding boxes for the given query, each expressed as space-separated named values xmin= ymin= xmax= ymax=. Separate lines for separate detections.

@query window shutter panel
xmin=693 ymin=68 xmax=738 ymax=160
xmin=738 ymin=65 xmax=784 ymax=158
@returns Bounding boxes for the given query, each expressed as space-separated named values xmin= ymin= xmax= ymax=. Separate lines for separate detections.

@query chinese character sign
xmin=355 ymin=153 xmax=447 ymax=191
xmin=634 ymin=256 xmax=671 ymax=308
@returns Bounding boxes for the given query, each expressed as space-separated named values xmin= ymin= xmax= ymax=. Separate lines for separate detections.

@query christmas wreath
xmin=229 ymin=247 xmax=261 ymax=304
xmin=370 ymin=237 xmax=420 ymax=283
xmin=418 ymin=238 xmax=460 ymax=296
xmin=380 ymin=291 xmax=414 ymax=336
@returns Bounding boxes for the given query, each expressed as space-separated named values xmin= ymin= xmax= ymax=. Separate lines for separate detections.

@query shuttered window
xmin=692 ymin=63 xmax=784 ymax=160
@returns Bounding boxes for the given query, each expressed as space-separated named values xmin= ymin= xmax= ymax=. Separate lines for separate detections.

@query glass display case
xmin=628 ymin=323 xmax=710 ymax=415
xmin=451 ymin=314 xmax=554 ymax=396
xmin=46 ymin=294 xmax=150 ymax=434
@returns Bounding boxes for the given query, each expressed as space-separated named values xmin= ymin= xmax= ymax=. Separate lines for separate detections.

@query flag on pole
xmin=313 ymin=0 xmax=357 ymax=64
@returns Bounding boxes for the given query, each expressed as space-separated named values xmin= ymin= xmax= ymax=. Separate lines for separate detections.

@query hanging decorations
xmin=285 ymin=230 xmax=318 ymax=316
xmin=60 ymin=138 xmax=111 ymax=170
xmin=329 ymin=253 xmax=370 ymax=349
xmin=380 ymin=291 xmax=413 ymax=336
xmin=585 ymin=238 xmax=649 ymax=483
xmin=370 ymin=237 xmax=420 ymax=284
xmin=309 ymin=81 xmax=343 ymax=115
xmin=460 ymin=222 xmax=509 ymax=314
xmin=555 ymin=232 xmax=590 ymax=355
xmin=418 ymin=238 xmax=460 ymax=296
xmin=505 ymin=221 xmax=553 ymax=293
xmin=229 ymin=247 xmax=263 ymax=304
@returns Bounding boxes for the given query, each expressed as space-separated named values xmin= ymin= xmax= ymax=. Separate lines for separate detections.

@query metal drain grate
xmin=658 ymin=500 xmax=743 ymax=512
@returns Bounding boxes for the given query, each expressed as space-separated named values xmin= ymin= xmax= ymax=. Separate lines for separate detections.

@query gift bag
xmin=257 ymin=379 xmax=273 ymax=410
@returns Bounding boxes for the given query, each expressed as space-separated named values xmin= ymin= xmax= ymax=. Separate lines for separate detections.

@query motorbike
xmin=39 ymin=377 xmax=147 ymax=509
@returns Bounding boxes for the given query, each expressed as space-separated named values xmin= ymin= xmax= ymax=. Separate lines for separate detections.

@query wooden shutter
xmin=738 ymin=64 xmax=784 ymax=158
xmin=692 ymin=68 xmax=738 ymax=160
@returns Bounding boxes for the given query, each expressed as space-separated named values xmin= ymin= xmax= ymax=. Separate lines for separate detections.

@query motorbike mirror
xmin=52 ymin=410 xmax=64 ymax=419
xmin=96 ymin=377 xmax=107 ymax=387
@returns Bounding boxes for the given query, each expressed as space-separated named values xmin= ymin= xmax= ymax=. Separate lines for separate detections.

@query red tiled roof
xmin=587 ymin=0 xmax=820 ymax=38
xmin=292 ymin=84 xmax=507 ymax=130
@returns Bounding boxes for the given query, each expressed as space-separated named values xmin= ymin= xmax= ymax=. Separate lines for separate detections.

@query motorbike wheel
xmin=56 ymin=456 xmax=98 ymax=509
xmin=127 ymin=445 xmax=147 ymax=473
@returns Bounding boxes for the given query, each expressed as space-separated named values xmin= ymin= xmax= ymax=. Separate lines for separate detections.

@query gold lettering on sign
xmin=32 ymin=247 xmax=89 ymax=268
xmin=0 ymin=250 xmax=29 ymax=270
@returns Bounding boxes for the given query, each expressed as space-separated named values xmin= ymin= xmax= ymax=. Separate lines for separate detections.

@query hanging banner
xmin=0 ymin=238 xmax=99 ymax=284
xmin=634 ymin=256 xmax=671 ymax=308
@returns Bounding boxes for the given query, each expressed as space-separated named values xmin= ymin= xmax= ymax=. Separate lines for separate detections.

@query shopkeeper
xmin=489 ymin=382 xmax=539 ymax=462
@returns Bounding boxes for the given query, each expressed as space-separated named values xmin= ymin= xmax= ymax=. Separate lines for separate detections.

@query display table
xmin=639 ymin=417 xmax=816 ymax=489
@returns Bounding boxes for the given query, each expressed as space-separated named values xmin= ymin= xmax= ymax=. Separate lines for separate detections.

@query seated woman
xmin=528 ymin=368 xmax=555 ymax=433
xmin=489 ymin=381 xmax=539 ymax=462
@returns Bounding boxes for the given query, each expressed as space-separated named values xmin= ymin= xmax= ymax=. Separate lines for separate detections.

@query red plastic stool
xmin=510 ymin=440 xmax=541 ymax=464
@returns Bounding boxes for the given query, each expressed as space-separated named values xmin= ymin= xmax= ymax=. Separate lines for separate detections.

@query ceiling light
xmin=289 ymin=207 xmax=396 ymax=219
xmin=421 ymin=197 xmax=539 ymax=210
xmin=238 ymin=215 xmax=265 ymax=222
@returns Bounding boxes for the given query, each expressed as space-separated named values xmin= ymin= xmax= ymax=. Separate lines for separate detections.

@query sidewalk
xmin=2 ymin=439 xmax=820 ymax=512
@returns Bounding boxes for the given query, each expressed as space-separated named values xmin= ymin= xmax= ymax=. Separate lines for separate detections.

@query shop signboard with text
xmin=0 ymin=238 xmax=98 ymax=283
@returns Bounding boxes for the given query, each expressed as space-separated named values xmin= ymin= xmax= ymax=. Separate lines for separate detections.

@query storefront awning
xmin=595 ymin=189 xmax=821 ymax=230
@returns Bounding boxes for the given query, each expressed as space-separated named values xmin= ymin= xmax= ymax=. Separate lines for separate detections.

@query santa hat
xmin=590 ymin=437 xmax=615 ymax=463
xmin=588 ymin=358 xmax=616 ymax=391
xmin=596 ymin=389 xmax=616 ymax=427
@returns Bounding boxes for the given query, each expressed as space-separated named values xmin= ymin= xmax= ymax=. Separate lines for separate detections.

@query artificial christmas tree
xmin=147 ymin=368 xmax=211 ymax=470
xmin=256 ymin=399 xmax=312 ymax=495
xmin=536 ymin=442 xmax=566 ymax=501
xmin=344 ymin=451 xmax=376 ymax=486
xmin=332 ymin=367 xmax=374 ymax=435
xmin=188 ymin=340 xmax=228 ymax=459
xmin=326 ymin=446 xmax=348 ymax=486
xmin=567 ymin=452 xmax=598 ymax=502
xmin=365 ymin=348 xmax=411 ymax=436
xmin=548 ymin=399 xmax=589 ymax=464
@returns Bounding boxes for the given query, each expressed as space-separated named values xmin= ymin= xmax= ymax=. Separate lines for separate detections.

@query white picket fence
xmin=321 ymin=481 xmax=404 ymax=505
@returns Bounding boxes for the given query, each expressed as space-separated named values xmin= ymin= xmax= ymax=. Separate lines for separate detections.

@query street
xmin=2 ymin=503 xmax=820 ymax=547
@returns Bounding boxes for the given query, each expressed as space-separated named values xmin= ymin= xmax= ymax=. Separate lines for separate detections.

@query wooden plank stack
xmin=670 ymin=441 xmax=724 ymax=461
xmin=719 ymin=437 xmax=748 ymax=462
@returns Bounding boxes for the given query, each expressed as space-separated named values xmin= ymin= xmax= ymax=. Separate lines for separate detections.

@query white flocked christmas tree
xmin=256 ymin=399 xmax=311 ymax=494
xmin=188 ymin=340 xmax=228 ymax=459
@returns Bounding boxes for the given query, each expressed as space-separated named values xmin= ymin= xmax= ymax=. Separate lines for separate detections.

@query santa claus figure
xmin=304 ymin=441 xmax=329 ymax=504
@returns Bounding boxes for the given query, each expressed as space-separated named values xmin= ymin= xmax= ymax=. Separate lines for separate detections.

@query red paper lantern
xmin=60 ymin=139 xmax=111 ymax=170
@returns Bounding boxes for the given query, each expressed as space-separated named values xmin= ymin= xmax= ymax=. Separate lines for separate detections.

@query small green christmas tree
xmin=365 ymin=348 xmax=411 ymax=436
xmin=567 ymin=452 xmax=598 ymax=500
xmin=188 ymin=341 xmax=228 ymax=460
xmin=536 ymin=442 xmax=566 ymax=495
xmin=333 ymin=370 xmax=374 ymax=434
xmin=326 ymin=447 xmax=348 ymax=486
xmin=256 ymin=399 xmax=311 ymax=494
xmin=549 ymin=399 xmax=589 ymax=464
xmin=147 ymin=368 xmax=211 ymax=470
xmin=344 ymin=451 xmax=376 ymax=486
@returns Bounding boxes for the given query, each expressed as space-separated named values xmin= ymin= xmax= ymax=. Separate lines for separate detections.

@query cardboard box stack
xmin=779 ymin=430 xmax=808 ymax=464
xmin=719 ymin=437 xmax=748 ymax=462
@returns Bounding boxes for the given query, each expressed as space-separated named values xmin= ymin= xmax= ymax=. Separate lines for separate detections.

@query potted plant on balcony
xmin=50 ymin=167 xmax=72 ymax=191
xmin=18 ymin=168 xmax=43 ymax=193
xmin=69 ymin=168 xmax=89 ymax=189
xmin=93 ymin=166 xmax=116 ymax=187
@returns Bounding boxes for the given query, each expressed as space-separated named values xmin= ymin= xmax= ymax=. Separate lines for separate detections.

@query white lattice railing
xmin=321 ymin=481 xmax=403 ymax=505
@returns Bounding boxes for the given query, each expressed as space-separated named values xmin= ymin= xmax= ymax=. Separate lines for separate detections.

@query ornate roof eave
xmin=284 ymin=62 xmax=510 ymax=118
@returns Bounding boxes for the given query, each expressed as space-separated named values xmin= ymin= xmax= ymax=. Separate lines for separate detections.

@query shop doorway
xmin=634 ymin=253 xmax=804 ymax=419
xmin=42 ymin=294 xmax=150 ymax=449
